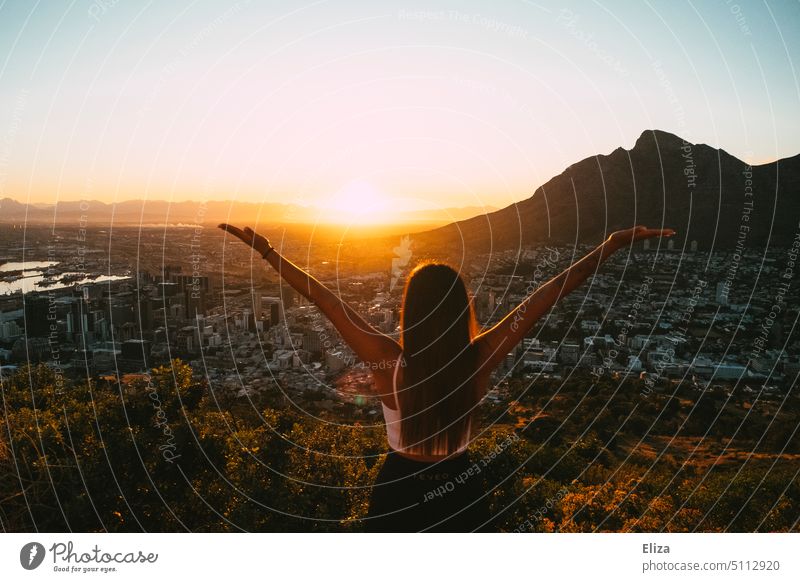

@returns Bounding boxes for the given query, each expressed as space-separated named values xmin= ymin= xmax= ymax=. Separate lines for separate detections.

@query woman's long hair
xmin=398 ymin=261 xmax=479 ymax=456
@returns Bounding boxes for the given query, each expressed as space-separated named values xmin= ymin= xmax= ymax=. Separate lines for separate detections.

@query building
xmin=627 ymin=355 xmax=643 ymax=373
xmin=304 ymin=327 xmax=324 ymax=355
xmin=0 ymin=319 xmax=22 ymax=339
xmin=559 ymin=343 xmax=580 ymax=365
xmin=581 ymin=320 xmax=600 ymax=334
xmin=23 ymin=296 xmax=50 ymax=337
xmin=261 ymin=296 xmax=284 ymax=326
xmin=628 ymin=335 xmax=652 ymax=350
xmin=325 ymin=350 xmax=348 ymax=373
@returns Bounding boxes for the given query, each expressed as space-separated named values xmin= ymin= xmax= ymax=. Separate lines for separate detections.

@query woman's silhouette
xmin=218 ymin=223 xmax=675 ymax=532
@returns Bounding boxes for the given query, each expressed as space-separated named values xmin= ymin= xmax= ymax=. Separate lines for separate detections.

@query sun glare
xmin=320 ymin=180 xmax=392 ymax=224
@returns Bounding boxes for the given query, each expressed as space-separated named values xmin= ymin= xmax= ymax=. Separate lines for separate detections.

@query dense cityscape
xmin=2 ymin=223 xmax=797 ymax=425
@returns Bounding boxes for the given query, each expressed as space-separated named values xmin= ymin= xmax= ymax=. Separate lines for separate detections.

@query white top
xmin=381 ymin=353 xmax=471 ymax=456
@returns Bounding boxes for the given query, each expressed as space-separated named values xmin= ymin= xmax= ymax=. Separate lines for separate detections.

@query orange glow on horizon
xmin=313 ymin=180 xmax=394 ymax=225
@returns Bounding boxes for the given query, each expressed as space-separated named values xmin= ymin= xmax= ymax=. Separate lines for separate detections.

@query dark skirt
xmin=365 ymin=450 xmax=493 ymax=532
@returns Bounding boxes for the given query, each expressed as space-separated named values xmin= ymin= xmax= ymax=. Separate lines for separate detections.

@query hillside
xmin=413 ymin=130 xmax=800 ymax=252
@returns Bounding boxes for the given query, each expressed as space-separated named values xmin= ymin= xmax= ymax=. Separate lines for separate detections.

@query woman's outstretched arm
xmin=218 ymin=224 xmax=400 ymax=368
xmin=472 ymin=226 xmax=675 ymax=374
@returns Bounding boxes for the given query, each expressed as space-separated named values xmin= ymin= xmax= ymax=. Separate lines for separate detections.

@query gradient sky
xmin=0 ymin=0 xmax=798 ymax=216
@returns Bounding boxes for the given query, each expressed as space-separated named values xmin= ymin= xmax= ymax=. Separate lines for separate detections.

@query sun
xmin=320 ymin=180 xmax=392 ymax=224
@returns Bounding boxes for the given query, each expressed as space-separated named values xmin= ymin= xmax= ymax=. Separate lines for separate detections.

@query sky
xmin=0 ymin=0 xmax=798 ymax=218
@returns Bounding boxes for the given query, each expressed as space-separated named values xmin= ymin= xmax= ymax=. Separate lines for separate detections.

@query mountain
xmin=413 ymin=130 xmax=800 ymax=252
xmin=0 ymin=198 xmax=296 ymax=226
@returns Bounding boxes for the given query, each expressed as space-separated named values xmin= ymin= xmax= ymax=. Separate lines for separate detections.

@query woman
xmin=218 ymin=223 xmax=675 ymax=532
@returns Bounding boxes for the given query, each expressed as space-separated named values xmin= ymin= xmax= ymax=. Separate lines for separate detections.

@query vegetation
xmin=1 ymin=362 xmax=797 ymax=532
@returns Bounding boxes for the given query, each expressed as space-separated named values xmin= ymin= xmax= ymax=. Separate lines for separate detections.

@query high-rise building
xmin=136 ymin=297 xmax=155 ymax=331
xmin=261 ymin=296 xmax=283 ymax=326
xmin=171 ymin=274 xmax=211 ymax=316
xmin=66 ymin=297 xmax=94 ymax=343
xmin=239 ymin=309 xmax=256 ymax=332
xmin=304 ymin=328 xmax=323 ymax=355
xmin=23 ymin=296 xmax=50 ymax=337
xmin=176 ymin=326 xmax=201 ymax=354
xmin=281 ymin=285 xmax=296 ymax=308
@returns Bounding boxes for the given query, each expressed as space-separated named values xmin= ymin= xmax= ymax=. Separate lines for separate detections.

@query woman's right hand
xmin=218 ymin=223 xmax=274 ymax=257
xmin=606 ymin=226 xmax=676 ymax=250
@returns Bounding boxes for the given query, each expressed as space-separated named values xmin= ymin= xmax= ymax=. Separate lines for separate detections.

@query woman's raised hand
xmin=607 ymin=226 xmax=676 ymax=249
xmin=218 ymin=223 xmax=273 ymax=257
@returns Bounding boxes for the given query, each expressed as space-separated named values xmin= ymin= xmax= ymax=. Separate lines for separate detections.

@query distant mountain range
xmin=414 ymin=129 xmax=799 ymax=251
xmin=0 ymin=198 xmax=496 ymax=227
xmin=0 ymin=198 xmax=290 ymax=226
